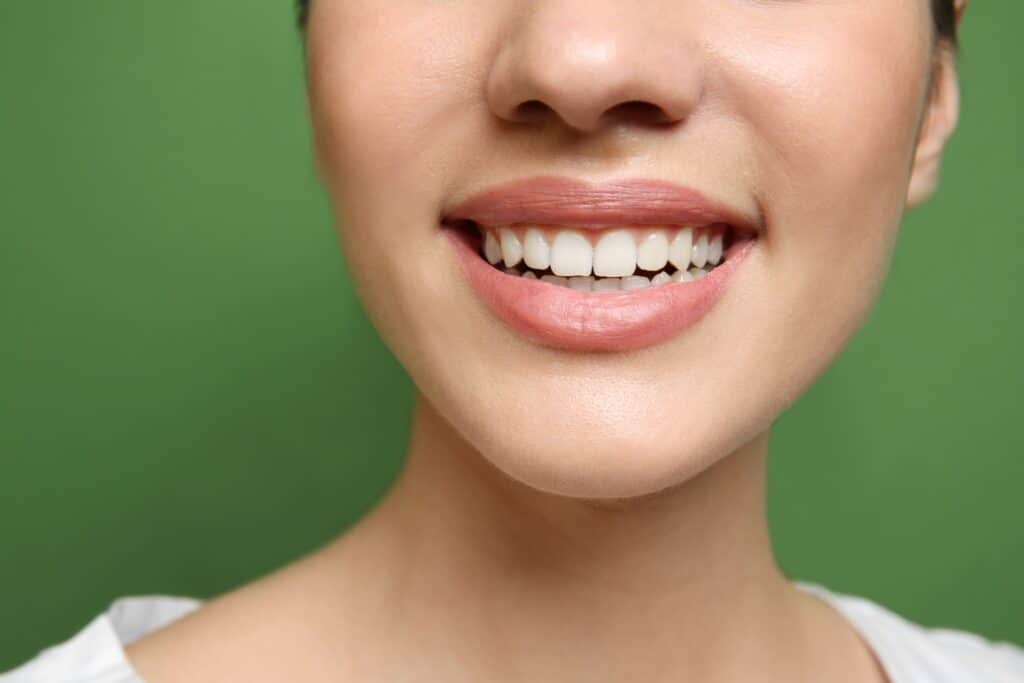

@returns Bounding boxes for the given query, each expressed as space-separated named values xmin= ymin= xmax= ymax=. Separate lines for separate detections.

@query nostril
xmin=602 ymin=100 xmax=675 ymax=127
xmin=508 ymin=98 xmax=678 ymax=131
xmin=512 ymin=99 xmax=557 ymax=124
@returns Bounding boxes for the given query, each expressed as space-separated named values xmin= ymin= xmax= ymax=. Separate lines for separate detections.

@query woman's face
xmin=305 ymin=1 xmax=958 ymax=498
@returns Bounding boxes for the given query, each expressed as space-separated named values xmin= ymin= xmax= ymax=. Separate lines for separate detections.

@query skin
xmin=126 ymin=1 xmax=965 ymax=681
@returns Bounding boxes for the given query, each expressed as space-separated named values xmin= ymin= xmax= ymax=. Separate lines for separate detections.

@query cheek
xmin=306 ymin=4 xmax=490 ymax=188
xmin=718 ymin=9 xmax=932 ymax=319
xmin=717 ymin=9 xmax=931 ymax=238
xmin=691 ymin=11 xmax=936 ymax=416
xmin=305 ymin=5 xmax=495 ymax=367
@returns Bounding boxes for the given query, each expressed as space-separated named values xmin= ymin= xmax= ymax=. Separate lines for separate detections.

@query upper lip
xmin=443 ymin=176 xmax=760 ymax=232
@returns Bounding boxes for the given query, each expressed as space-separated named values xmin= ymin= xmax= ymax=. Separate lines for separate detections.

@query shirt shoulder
xmin=5 ymin=586 xmax=1022 ymax=683
xmin=797 ymin=581 xmax=1024 ymax=683
xmin=0 ymin=595 xmax=202 ymax=683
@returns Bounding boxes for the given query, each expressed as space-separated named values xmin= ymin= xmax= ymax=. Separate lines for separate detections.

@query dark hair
xmin=295 ymin=0 xmax=958 ymax=43
xmin=932 ymin=0 xmax=959 ymax=45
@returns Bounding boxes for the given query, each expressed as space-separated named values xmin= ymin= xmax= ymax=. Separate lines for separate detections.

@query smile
xmin=479 ymin=224 xmax=728 ymax=291
xmin=443 ymin=176 xmax=759 ymax=353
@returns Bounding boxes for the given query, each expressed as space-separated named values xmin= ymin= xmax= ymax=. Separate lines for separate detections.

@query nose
xmin=486 ymin=2 xmax=702 ymax=134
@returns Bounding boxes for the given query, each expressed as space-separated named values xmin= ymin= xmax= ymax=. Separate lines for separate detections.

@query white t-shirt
xmin=2 ymin=581 xmax=1022 ymax=682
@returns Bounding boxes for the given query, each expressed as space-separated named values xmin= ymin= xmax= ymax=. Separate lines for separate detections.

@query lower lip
xmin=444 ymin=226 xmax=755 ymax=353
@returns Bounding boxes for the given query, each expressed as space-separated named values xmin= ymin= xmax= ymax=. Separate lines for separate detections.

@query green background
xmin=1 ymin=1 xmax=1021 ymax=669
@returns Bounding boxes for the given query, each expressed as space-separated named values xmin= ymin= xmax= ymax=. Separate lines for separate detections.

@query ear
xmin=907 ymin=0 xmax=966 ymax=208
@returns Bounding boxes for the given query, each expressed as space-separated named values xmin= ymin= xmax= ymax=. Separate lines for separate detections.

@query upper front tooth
xmin=593 ymin=229 xmax=637 ymax=277
xmin=692 ymin=232 xmax=709 ymax=268
xmin=550 ymin=230 xmax=593 ymax=277
xmin=708 ymin=232 xmax=723 ymax=265
xmin=636 ymin=229 xmax=669 ymax=272
xmin=668 ymin=228 xmax=693 ymax=269
xmin=523 ymin=228 xmax=551 ymax=270
xmin=499 ymin=228 xmax=523 ymax=267
xmin=484 ymin=231 xmax=502 ymax=265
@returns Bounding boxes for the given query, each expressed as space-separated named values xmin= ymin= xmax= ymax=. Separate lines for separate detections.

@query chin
xmin=441 ymin=384 xmax=755 ymax=500
xmin=481 ymin=428 xmax=735 ymax=500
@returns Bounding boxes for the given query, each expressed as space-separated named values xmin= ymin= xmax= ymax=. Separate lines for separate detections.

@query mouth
xmin=441 ymin=176 xmax=759 ymax=353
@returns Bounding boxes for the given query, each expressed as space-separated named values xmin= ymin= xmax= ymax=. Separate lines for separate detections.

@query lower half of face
xmin=306 ymin=0 xmax=937 ymax=498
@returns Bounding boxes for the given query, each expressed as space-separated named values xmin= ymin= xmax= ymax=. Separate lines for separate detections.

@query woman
xmin=4 ymin=0 xmax=1021 ymax=681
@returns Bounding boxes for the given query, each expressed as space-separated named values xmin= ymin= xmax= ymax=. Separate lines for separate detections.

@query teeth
xmin=593 ymin=229 xmax=637 ymax=277
xmin=569 ymin=276 xmax=594 ymax=291
xmin=550 ymin=230 xmax=593 ymax=277
xmin=593 ymin=278 xmax=621 ymax=292
xmin=484 ymin=232 xmax=502 ymax=265
xmin=517 ymin=267 xmax=715 ymax=289
xmin=637 ymin=229 xmax=669 ymax=272
xmin=541 ymin=274 xmax=568 ymax=287
xmin=691 ymin=233 xmax=709 ymax=269
xmin=499 ymin=228 xmax=523 ymax=267
xmin=622 ymin=275 xmax=651 ymax=291
xmin=668 ymin=228 xmax=693 ymax=269
xmin=651 ymin=271 xmax=672 ymax=286
xmin=481 ymin=225 xmax=732 ymax=290
xmin=523 ymin=228 xmax=551 ymax=270
xmin=708 ymin=233 xmax=723 ymax=265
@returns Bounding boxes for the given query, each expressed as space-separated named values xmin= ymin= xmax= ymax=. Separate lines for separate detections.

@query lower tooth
xmin=622 ymin=276 xmax=651 ymax=291
xmin=593 ymin=278 xmax=621 ymax=292
xmin=569 ymin=276 xmax=594 ymax=291
xmin=525 ymin=265 xmax=717 ymax=289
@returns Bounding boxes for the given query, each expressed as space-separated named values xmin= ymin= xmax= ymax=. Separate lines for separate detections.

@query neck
xmin=329 ymin=392 xmax=817 ymax=680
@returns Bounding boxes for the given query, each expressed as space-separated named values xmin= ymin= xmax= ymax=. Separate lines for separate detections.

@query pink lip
xmin=444 ymin=176 xmax=758 ymax=230
xmin=442 ymin=177 xmax=758 ymax=353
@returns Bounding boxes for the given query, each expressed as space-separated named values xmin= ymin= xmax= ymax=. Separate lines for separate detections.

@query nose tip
xmin=486 ymin=14 xmax=699 ymax=134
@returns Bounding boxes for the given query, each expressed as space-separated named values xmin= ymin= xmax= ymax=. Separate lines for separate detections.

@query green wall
xmin=1 ymin=2 xmax=1021 ymax=668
